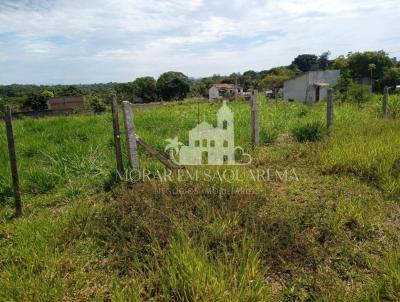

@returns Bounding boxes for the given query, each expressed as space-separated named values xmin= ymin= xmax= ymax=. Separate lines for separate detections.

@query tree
xmin=335 ymin=69 xmax=352 ymax=94
xmin=24 ymin=90 xmax=54 ymax=111
xmin=382 ymin=68 xmax=400 ymax=89
xmin=267 ymin=66 xmax=296 ymax=77
xmin=59 ymin=85 xmax=83 ymax=96
xmin=157 ymin=71 xmax=190 ymax=101
xmin=332 ymin=55 xmax=348 ymax=71
xmin=291 ymin=54 xmax=318 ymax=72
xmin=132 ymin=77 xmax=158 ymax=103
xmin=317 ymin=51 xmax=331 ymax=70
xmin=347 ymin=51 xmax=393 ymax=81
xmin=189 ymin=80 xmax=208 ymax=97
xmin=259 ymin=75 xmax=291 ymax=91
xmin=115 ymin=82 xmax=136 ymax=102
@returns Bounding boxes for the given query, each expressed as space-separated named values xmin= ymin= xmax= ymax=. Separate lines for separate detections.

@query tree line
xmin=1 ymin=50 xmax=399 ymax=110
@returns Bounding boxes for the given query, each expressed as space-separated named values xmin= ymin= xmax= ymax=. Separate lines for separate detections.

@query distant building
xmin=283 ymin=70 xmax=340 ymax=104
xmin=209 ymin=84 xmax=243 ymax=100
xmin=47 ymin=96 xmax=85 ymax=110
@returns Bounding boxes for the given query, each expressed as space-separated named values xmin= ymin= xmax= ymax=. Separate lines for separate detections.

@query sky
xmin=0 ymin=0 xmax=400 ymax=84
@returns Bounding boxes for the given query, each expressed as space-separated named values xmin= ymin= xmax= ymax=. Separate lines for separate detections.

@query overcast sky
xmin=1 ymin=0 xmax=400 ymax=84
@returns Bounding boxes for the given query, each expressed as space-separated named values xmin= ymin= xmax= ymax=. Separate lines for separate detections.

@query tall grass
xmin=0 ymin=97 xmax=400 ymax=300
xmin=0 ymin=98 xmax=328 ymax=202
xmin=320 ymin=118 xmax=400 ymax=197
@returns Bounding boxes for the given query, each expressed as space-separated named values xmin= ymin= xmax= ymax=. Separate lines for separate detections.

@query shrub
xmin=23 ymin=90 xmax=54 ymax=111
xmin=89 ymin=96 xmax=107 ymax=113
xmin=347 ymin=83 xmax=373 ymax=105
xmin=291 ymin=121 xmax=326 ymax=142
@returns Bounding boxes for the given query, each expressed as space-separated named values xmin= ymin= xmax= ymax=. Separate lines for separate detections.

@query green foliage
xmin=1 ymin=93 xmax=400 ymax=301
xmin=114 ymin=81 xmax=136 ymax=102
xmin=317 ymin=51 xmax=331 ymax=70
xmin=291 ymin=54 xmax=318 ymax=72
xmin=267 ymin=66 xmax=296 ymax=77
xmin=89 ymin=96 xmax=107 ymax=113
xmin=157 ymin=71 xmax=190 ymax=101
xmin=59 ymin=85 xmax=83 ymax=96
xmin=40 ymin=90 xmax=54 ymax=99
xmin=321 ymin=118 xmax=400 ymax=197
xmin=382 ymin=68 xmax=400 ymax=89
xmin=23 ymin=90 xmax=54 ymax=111
xmin=387 ymin=94 xmax=400 ymax=118
xmin=347 ymin=51 xmax=393 ymax=81
xmin=259 ymin=75 xmax=291 ymax=90
xmin=291 ymin=121 xmax=326 ymax=142
xmin=25 ymin=169 xmax=59 ymax=194
xmin=347 ymin=83 xmax=373 ymax=105
xmin=0 ymin=83 xmax=115 ymax=100
xmin=332 ymin=55 xmax=349 ymax=71
xmin=335 ymin=69 xmax=352 ymax=94
xmin=132 ymin=76 xmax=158 ymax=103
xmin=189 ymin=79 xmax=208 ymax=97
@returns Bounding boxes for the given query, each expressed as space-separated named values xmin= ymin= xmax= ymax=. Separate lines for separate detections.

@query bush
xmin=23 ymin=90 xmax=54 ymax=111
xmin=346 ymin=83 xmax=373 ymax=105
xmin=89 ymin=96 xmax=107 ymax=113
xmin=291 ymin=121 xmax=326 ymax=142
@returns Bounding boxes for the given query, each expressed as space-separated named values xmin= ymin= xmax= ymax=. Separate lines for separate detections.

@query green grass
xmin=0 ymin=96 xmax=399 ymax=301
xmin=320 ymin=118 xmax=400 ymax=197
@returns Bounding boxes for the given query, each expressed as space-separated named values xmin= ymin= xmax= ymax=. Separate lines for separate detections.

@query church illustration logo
xmin=165 ymin=101 xmax=252 ymax=166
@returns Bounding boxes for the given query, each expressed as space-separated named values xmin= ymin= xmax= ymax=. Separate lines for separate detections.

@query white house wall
xmin=283 ymin=73 xmax=308 ymax=102
xmin=284 ymin=70 xmax=340 ymax=104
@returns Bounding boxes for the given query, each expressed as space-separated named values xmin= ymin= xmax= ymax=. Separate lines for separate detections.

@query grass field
xmin=0 ymin=96 xmax=399 ymax=301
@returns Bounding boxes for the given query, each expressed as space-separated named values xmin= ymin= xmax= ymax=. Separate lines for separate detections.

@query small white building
xmin=283 ymin=70 xmax=340 ymax=104
xmin=209 ymin=84 xmax=243 ymax=100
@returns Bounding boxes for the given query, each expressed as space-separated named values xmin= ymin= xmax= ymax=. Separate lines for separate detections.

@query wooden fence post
xmin=122 ymin=101 xmax=139 ymax=169
xmin=251 ymin=91 xmax=260 ymax=146
xmin=382 ymin=86 xmax=389 ymax=117
xmin=327 ymin=88 xmax=334 ymax=130
xmin=111 ymin=96 xmax=124 ymax=177
xmin=3 ymin=105 xmax=22 ymax=216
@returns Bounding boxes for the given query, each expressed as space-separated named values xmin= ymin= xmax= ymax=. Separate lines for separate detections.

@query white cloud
xmin=0 ymin=0 xmax=399 ymax=84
